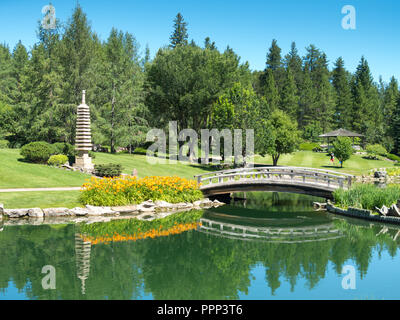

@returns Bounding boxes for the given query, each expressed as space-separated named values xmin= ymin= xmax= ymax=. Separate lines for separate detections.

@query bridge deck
xmin=195 ymin=166 xmax=355 ymax=198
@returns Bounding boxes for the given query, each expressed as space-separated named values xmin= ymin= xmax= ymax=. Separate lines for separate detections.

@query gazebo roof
xmin=319 ymin=128 xmax=364 ymax=138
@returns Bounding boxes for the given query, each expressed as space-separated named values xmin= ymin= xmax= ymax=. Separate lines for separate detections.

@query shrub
xmin=386 ymin=168 xmax=400 ymax=177
xmin=133 ymin=147 xmax=148 ymax=155
xmin=0 ymin=139 xmax=9 ymax=149
xmin=94 ymin=163 xmax=123 ymax=177
xmin=299 ymin=142 xmax=320 ymax=151
xmin=80 ymin=176 xmax=203 ymax=206
xmin=333 ymin=184 xmax=400 ymax=211
xmin=20 ymin=141 xmax=54 ymax=163
xmin=312 ymin=146 xmax=323 ymax=153
xmin=386 ymin=153 xmax=400 ymax=162
xmin=366 ymin=144 xmax=387 ymax=158
xmin=48 ymin=154 xmax=69 ymax=167
xmin=52 ymin=142 xmax=77 ymax=164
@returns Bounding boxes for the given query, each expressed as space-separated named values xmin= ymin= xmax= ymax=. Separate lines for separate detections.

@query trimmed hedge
xmin=0 ymin=140 xmax=9 ymax=149
xmin=299 ymin=142 xmax=320 ymax=151
xmin=133 ymin=147 xmax=148 ymax=155
xmin=94 ymin=163 xmax=123 ymax=177
xmin=20 ymin=141 xmax=54 ymax=163
xmin=48 ymin=154 xmax=69 ymax=167
xmin=386 ymin=153 xmax=400 ymax=162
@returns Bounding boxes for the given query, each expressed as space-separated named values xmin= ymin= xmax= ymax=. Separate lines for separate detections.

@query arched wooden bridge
xmin=195 ymin=167 xmax=355 ymax=199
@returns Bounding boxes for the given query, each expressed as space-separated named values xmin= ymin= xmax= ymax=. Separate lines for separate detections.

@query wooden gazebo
xmin=319 ymin=128 xmax=364 ymax=148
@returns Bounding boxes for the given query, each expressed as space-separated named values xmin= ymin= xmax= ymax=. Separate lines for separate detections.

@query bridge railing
xmin=194 ymin=166 xmax=355 ymax=190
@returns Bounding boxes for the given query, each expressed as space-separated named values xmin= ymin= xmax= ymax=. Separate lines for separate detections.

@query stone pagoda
xmin=73 ymin=90 xmax=94 ymax=172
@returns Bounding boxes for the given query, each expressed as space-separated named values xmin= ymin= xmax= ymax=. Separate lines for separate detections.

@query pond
xmin=1 ymin=192 xmax=400 ymax=300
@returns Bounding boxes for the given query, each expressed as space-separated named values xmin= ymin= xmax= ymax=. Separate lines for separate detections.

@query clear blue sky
xmin=0 ymin=0 xmax=398 ymax=83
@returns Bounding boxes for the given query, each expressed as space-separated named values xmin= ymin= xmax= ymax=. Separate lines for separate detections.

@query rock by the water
xmin=43 ymin=208 xmax=70 ymax=217
xmin=4 ymin=208 xmax=30 ymax=218
xmin=155 ymin=200 xmax=174 ymax=208
xmin=85 ymin=205 xmax=114 ymax=216
xmin=28 ymin=208 xmax=44 ymax=218
xmin=374 ymin=171 xmax=387 ymax=179
xmin=111 ymin=205 xmax=138 ymax=213
xmin=69 ymin=207 xmax=90 ymax=216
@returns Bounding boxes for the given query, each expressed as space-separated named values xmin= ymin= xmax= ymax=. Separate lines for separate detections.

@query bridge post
xmin=347 ymin=176 xmax=352 ymax=188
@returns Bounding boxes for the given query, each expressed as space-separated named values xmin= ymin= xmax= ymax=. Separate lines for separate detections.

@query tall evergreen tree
xmin=57 ymin=5 xmax=99 ymax=143
xmin=263 ymin=69 xmax=279 ymax=112
xmin=392 ymin=96 xmax=400 ymax=155
xmin=94 ymin=29 xmax=147 ymax=153
xmin=351 ymin=56 xmax=382 ymax=142
xmin=283 ymin=42 xmax=302 ymax=87
xmin=280 ymin=68 xmax=298 ymax=120
xmin=169 ymin=13 xmax=188 ymax=48
xmin=265 ymin=39 xmax=284 ymax=89
xmin=332 ymin=57 xmax=352 ymax=129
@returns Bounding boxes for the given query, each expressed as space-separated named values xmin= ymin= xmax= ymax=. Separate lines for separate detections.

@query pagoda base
xmin=74 ymin=153 xmax=94 ymax=173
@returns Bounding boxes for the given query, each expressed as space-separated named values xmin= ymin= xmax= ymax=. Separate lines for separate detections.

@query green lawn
xmin=0 ymin=191 xmax=81 ymax=209
xmin=0 ymin=149 xmax=90 ymax=189
xmin=255 ymin=151 xmax=397 ymax=175
xmin=93 ymin=152 xmax=212 ymax=179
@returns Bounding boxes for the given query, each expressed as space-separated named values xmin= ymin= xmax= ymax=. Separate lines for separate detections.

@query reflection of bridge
xmin=199 ymin=217 xmax=343 ymax=243
xmin=195 ymin=167 xmax=354 ymax=199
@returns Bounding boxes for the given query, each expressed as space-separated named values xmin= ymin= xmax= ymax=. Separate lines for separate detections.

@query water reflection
xmin=0 ymin=192 xmax=400 ymax=299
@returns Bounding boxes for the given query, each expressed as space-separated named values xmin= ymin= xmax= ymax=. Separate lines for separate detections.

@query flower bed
xmin=79 ymin=175 xmax=203 ymax=207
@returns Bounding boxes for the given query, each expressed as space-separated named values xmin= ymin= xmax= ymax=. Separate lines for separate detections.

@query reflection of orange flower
xmin=81 ymin=222 xmax=202 ymax=245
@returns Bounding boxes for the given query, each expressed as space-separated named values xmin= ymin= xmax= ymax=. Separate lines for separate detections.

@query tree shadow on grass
xmin=321 ymin=165 xmax=343 ymax=170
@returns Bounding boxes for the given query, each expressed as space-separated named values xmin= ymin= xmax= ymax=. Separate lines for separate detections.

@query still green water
xmin=1 ymin=192 xmax=400 ymax=300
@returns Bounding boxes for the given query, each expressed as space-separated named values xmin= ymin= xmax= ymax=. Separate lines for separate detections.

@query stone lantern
xmin=73 ymin=90 xmax=94 ymax=172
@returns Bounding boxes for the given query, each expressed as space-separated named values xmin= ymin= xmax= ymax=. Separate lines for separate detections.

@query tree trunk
xmin=273 ymin=154 xmax=280 ymax=166
xmin=111 ymin=84 xmax=116 ymax=154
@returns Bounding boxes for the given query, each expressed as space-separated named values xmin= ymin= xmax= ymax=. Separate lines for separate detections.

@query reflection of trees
xmin=0 ymin=215 xmax=399 ymax=299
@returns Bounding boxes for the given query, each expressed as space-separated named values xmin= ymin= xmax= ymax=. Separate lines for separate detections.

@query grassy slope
xmin=255 ymin=151 xmax=397 ymax=176
xmin=93 ymin=152 xmax=212 ymax=179
xmin=0 ymin=149 xmax=89 ymax=188
xmin=0 ymin=191 xmax=81 ymax=209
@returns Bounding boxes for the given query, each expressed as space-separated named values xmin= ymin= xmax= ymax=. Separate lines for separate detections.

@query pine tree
xmin=263 ymin=69 xmax=279 ymax=112
xmin=169 ymin=13 xmax=188 ymax=48
xmin=57 ymin=5 xmax=99 ymax=143
xmin=298 ymin=71 xmax=316 ymax=129
xmin=280 ymin=68 xmax=298 ymax=120
xmin=351 ymin=56 xmax=382 ymax=142
xmin=265 ymin=39 xmax=284 ymax=89
xmin=283 ymin=42 xmax=302 ymax=88
xmin=95 ymin=28 xmax=147 ymax=153
xmin=0 ymin=44 xmax=16 ymax=104
xmin=392 ymin=96 xmax=400 ymax=155
xmin=332 ymin=57 xmax=352 ymax=129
